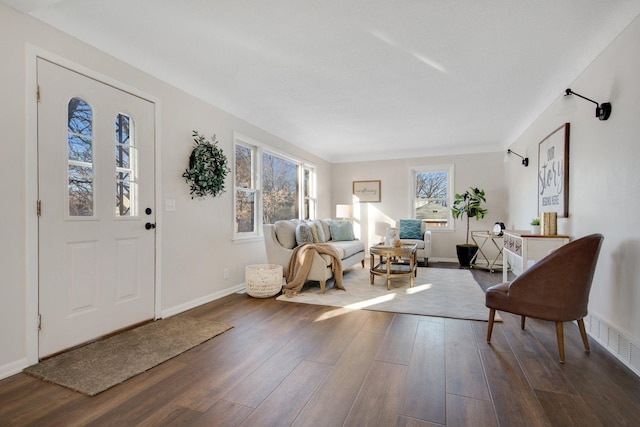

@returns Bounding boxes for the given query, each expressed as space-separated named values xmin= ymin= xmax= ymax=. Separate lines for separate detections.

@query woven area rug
xmin=277 ymin=267 xmax=501 ymax=322
xmin=24 ymin=316 xmax=233 ymax=396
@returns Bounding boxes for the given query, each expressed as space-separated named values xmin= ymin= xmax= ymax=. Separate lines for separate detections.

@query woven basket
xmin=245 ymin=264 xmax=283 ymax=298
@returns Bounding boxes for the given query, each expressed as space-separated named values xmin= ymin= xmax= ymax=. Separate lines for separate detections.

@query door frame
xmin=25 ymin=45 xmax=163 ymax=365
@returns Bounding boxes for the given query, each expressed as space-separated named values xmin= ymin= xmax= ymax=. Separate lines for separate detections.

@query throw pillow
xmin=317 ymin=219 xmax=332 ymax=241
xmin=295 ymin=222 xmax=314 ymax=246
xmin=312 ymin=220 xmax=326 ymax=243
xmin=308 ymin=221 xmax=320 ymax=242
xmin=399 ymin=219 xmax=423 ymax=240
xmin=328 ymin=220 xmax=355 ymax=241
xmin=274 ymin=220 xmax=298 ymax=249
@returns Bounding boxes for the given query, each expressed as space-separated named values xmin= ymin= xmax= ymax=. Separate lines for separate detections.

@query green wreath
xmin=182 ymin=131 xmax=230 ymax=199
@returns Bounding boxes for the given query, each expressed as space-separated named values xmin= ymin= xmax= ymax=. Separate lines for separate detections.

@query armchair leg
xmin=487 ymin=308 xmax=496 ymax=342
xmin=320 ymin=281 xmax=326 ymax=294
xmin=577 ymin=318 xmax=590 ymax=352
xmin=521 ymin=315 xmax=526 ymax=330
xmin=555 ymin=321 xmax=565 ymax=363
xmin=361 ymin=259 xmax=365 ymax=268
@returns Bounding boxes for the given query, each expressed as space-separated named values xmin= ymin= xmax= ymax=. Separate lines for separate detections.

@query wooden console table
xmin=502 ymin=230 xmax=570 ymax=282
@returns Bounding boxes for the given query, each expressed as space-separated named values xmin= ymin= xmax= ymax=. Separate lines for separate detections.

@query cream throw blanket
xmin=283 ymin=243 xmax=344 ymax=296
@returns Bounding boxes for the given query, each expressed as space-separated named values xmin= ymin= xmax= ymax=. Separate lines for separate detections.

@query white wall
xmin=505 ymin=16 xmax=640 ymax=372
xmin=331 ymin=152 xmax=507 ymax=261
xmin=3 ymin=3 xmax=638 ymax=378
xmin=0 ymin=5 xmax=330 ymax=376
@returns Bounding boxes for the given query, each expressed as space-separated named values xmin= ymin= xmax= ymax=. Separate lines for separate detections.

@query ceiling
xmin=5 ymin=1 xmax=640 ymax=163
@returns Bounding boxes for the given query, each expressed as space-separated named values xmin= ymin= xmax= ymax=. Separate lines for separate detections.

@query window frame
xmin=410 ymin=164 xmax=455 ymax=231
xmin=233 ymin=132 xmax=316 ymax=241
xmin=233 ymin=141 xmax=257 ymax=237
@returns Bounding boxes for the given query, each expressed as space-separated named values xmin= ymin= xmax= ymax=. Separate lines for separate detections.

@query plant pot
xmin=531 ymin=225 xmax=540 ymax=235
xmin=456 ymin=244 xmax=479 ymax=267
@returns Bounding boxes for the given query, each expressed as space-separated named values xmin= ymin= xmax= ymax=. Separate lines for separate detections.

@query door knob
xmin=145 ymin=222 xmax=156 ymax=230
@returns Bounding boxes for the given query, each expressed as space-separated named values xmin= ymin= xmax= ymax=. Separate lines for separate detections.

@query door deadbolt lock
xmin=145 ymin=222 xmax=156 ymax=230
xmin=145 ymin=207 xmax=152 ymax=215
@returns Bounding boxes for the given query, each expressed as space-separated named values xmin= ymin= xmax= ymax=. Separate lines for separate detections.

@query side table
xmin=369 ymin=244 xmax=417 ymax=289
xmin=470 ymin=231 xmax=505 ymax=273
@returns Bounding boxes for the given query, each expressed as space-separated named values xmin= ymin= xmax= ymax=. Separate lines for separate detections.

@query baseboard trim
xmin=586 ymin=314 xmax=640 ymax=378
xmin=0 ymin=357 xmax=29 ymax=381
xmin=161 ymin=283 xmax=246 ymax=318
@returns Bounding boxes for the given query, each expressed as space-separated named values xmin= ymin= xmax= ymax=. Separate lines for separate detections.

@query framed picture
xmin=353 ymin=180 xmax=381 ymax=202
xmin=538 ymin=123 xmax=570 ymax=217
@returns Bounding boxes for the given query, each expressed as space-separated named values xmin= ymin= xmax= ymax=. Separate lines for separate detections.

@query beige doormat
xmin=23 ymin=316 xmax=232 ymax=396
xmin=277 ymin=267 xmax=501 ymax=322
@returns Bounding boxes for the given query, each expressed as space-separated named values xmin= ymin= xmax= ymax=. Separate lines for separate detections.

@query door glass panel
xmin=115 ymin=113 xmax=137 ymax=216
xmin=67 ymin=98 xmax=94 ymax=216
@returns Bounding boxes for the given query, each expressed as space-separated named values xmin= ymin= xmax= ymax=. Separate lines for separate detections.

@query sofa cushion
xmin=328 ymin=220 xmax=355 ymax=241
xmin=274 ymin=220 xmax=298 ymax=249
xmin=328 ymin=240 xmax=365 ymax=259
xmin=295 ymin=222 xmax=314 ymax=246
xmin=399 ymin=238 xmax=425 ymax=249
xmin=399 ymin=219 xmax=423 ymax=239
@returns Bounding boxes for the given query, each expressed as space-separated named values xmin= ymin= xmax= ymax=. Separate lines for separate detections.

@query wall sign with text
xmin=538 ymin=123 xmax=570 ymax=218
xmin=353 ymin=180 xmax=381 ymax=203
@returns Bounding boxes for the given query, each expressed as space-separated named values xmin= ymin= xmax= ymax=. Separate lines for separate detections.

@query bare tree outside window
xmin=262 ymin=152 xmax=298 ymax=224
xmin=115 ymin=114 xmax=134 ymax=216
xmin=415 ymin=171 xmax=449 ymax=227
xmin=67 ymin=98 xmax=94 ymax=216
xmin=235 ymin=145 xmax=255 ymax=233
xmin=234 ymin=136 xmax=316 ymax=237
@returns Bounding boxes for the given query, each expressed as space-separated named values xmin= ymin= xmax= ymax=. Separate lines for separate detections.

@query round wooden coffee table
xmin=369 ymin=243 xmax=418 ymax=289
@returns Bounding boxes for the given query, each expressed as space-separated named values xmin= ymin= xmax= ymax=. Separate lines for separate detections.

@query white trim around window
xmin=233 ymin=132 xmax=317 ymax=241
xmin=410 ymin=164 xmax=455 ymax=231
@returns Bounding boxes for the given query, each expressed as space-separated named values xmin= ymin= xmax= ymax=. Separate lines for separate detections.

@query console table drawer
xmin=502 ymin=230 xmax=570 ymax=281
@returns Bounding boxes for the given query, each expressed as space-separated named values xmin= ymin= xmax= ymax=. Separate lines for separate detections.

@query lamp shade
xmin=335 ymin=204 xmax=352 ymax=219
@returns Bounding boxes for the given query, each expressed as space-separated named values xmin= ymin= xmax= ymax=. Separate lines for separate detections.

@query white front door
xmin=37 ymin=58 xmax=156 ymax=358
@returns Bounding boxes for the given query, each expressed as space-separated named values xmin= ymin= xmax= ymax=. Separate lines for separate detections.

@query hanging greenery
xmin=182 ymin=130 xmax=230 ymax=199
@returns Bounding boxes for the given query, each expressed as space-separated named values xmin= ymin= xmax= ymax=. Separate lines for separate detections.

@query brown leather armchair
xmin=485 ymin=233 xmax=604 ymax=363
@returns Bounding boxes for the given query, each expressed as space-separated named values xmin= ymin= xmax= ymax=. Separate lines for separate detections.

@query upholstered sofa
xmin=388 ymin=219 xmax=432 ymax=265
xmin=263 ymin=219 xmax=365 ymax=293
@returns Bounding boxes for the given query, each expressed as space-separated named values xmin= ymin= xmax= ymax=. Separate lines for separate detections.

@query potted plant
xmin=182 ymin=131 xmax=230 ymax=199
xmin=530 ymin=218 xmax=540 ymax=234
xmin=451 ymin=187 xmax=488 ymax=266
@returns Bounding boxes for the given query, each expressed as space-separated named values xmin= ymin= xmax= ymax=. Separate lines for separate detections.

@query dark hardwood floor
xmin=2 ymin=263 xmax=640 ymax=426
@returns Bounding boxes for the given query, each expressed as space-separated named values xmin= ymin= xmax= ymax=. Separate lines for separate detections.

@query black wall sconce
xmin=507 ymin=149 xmax=528 ymax=167
xmin=564 ymin=88 xmax=612 ymax=120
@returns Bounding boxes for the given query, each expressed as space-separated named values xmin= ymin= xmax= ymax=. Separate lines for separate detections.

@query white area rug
xmin=277 ymin=267 xmax=501 ymax=322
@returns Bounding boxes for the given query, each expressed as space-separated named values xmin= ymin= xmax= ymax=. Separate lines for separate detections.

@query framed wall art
xmin=353 ymin=180 xmax=381 ymax=203
xmin=538 ymin=123 xmax=570 ymax=217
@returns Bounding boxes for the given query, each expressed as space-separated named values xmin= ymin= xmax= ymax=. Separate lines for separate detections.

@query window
xmin=262 ymin=151 xmax=299 ymax=223
xmin=411 ymin=165 xmax=454 ymax=230
xmin=235 ymin=144 xmax=256 ymax=234
xmin=234 ymin=133 xmax=316 ymax=239
xmin=115 ymin=113 xmax=137 ymax=217
xmin=303 ymin=166 xmax=316 ymax=220
xmin=67 ymin=97 xmax=94 ymax=216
